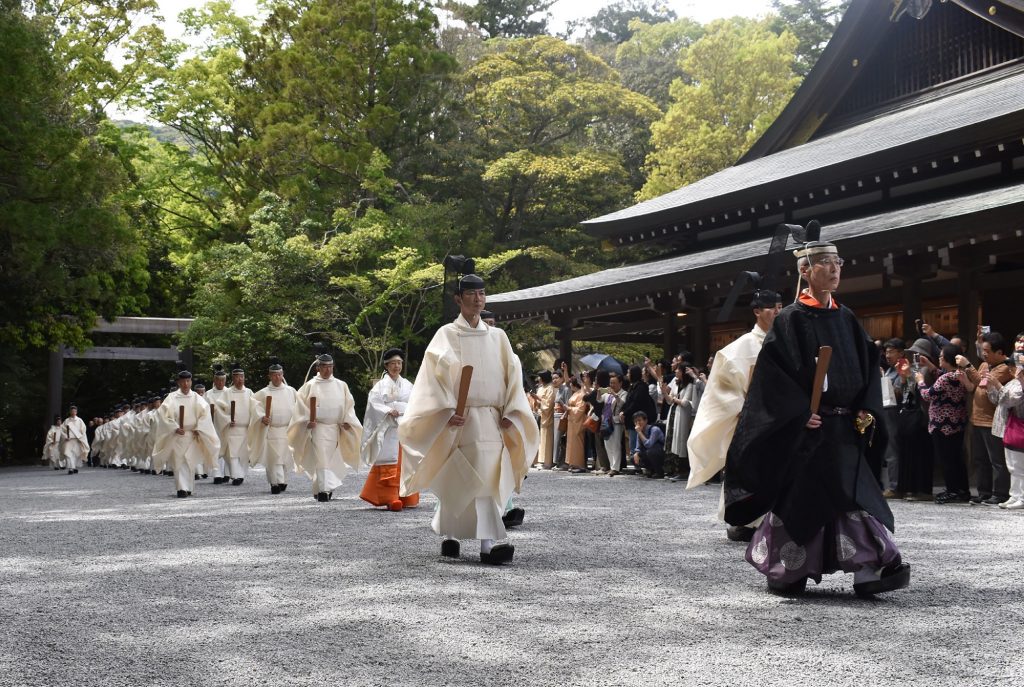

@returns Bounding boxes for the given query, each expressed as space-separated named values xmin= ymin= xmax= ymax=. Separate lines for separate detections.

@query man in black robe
xmin=724 ymin=240 xmax=911 ymax=597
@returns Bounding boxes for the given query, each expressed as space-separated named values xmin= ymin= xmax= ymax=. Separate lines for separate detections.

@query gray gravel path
xmin=1 ymin=464 xmax=1022 ymax=687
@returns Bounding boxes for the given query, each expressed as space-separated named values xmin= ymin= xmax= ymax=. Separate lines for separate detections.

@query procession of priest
xmin=44 ymin=227 xmax=1024 ymax=597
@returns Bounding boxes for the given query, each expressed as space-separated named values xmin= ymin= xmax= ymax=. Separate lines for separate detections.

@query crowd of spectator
xmin=526 ymin=325 xmax=1024 ymax=510
xmin=527 ymin=354 xmax=707 ymax=481
xmin=878 ymin=325 xmax=1024 ymax=508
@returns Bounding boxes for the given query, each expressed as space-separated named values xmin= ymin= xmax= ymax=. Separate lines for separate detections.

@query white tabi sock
xmin=853 ymin=566 xmax=881 ymax=584
xmin=480 ymin=538 xmax=495 ymax=554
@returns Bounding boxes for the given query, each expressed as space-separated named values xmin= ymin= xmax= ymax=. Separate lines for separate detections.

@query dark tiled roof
xmin=582 ymin=71 xmax=1024 ymax=234
xmin=489 ymin=183 xmax=1024 ymax=313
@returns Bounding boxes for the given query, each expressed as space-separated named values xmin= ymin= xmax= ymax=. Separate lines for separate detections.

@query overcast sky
xmin=153 ymin=0 xmax=777 ymax=41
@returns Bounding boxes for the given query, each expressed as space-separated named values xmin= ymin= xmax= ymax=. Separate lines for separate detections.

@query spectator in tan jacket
xmin=961 ymin=330 xmax=1015 ymax=505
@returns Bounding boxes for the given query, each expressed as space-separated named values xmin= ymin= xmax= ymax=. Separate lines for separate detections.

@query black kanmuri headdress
xmin=716 ymin=220 xmax=820 ymax=323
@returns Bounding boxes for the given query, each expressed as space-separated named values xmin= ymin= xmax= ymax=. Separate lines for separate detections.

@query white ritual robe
xmin=44 ymin=425 xmax=63 ymax=468
xmin=127 ymin=410 xmax=147 ymax=467
xmin=399 ymin=315 xmax=539 ymax=541
xmin=361 ymin=374 xmax=413 ymax=467
xmin=686 ymin=324 xmax=767 ymax=523
xmin=686 ymin=325 xmax=767 ymax=489
xmin=153 ymin=390 xmax=220 ymax=492
xmin=204 ymin=386 xmax=230 ymax=477
xmin=215 ymin=386 xmax=255 ymax=479
xmin=287 ymin=375 xmax=362 ymax=495
xmin=248 ymin=382 xmax=297 ymax=485
xmin=107 ymin=413 xmax=128 ymax=466
xmin=138 ymin=409 xmax=157 ymax=470
xmin=92 ymin=423 xmax=108 ymax=465
xmin=60 ymin=416 xmax=89 ymax=470
xmin=146 ymin=410 xmax=163 ymax=471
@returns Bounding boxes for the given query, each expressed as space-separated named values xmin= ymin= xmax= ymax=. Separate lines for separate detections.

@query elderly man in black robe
xmin=724 ymin=240 xmax=911 ymax=597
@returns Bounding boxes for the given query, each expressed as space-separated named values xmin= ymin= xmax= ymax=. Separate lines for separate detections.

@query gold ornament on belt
xmin=854 ymin=412 xmax=875 ymax=435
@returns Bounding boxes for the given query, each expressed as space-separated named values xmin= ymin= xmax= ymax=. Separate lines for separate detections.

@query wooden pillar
xmin=551 ymin=314 xmax=575 ymax=366
xmin=891 ymin=255 xmax=938 ymax=343
xmin=688 ymin=307 xmax=710 ymax=367
xmin=901 ymin=278 xmax=923 ymax=343
xmin=662 ymin=312 xmax=679 ymax=360
xmin=956 ymin=268 xmax=978 ymax=346
xmin=47 ymin=346 xmax=64 ymax=428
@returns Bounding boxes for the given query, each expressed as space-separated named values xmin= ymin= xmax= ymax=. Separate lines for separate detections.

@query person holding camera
xmin=915 ymin=344 xmax=974 ymax=503
xmin=893 ymin=338 xmax=940 ymax=501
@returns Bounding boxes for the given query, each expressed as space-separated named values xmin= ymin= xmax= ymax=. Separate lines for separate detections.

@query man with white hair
xmin=724 ymin=240 xmax=910 ymax=598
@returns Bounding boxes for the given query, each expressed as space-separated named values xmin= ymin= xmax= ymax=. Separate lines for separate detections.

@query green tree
xmin=456 ymin=36 xmax=662 ymax=248
xmin=0 ymin=3 xmax=155 ymax=352
xmin=771 ymin=0 xmax=849 ymax=76
xmin=572 ymin=0 xmax=678 ymax=45
xmin=614 ymin=17 xmax=705 ymax=109
xmin=640 ymin=18 xmax=799 ymax=200
xmin=442 ymin=0 xmax=554 ymax=39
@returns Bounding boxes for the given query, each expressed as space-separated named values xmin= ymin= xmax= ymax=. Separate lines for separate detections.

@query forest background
xmin=0 ymin=0 xmax=846 ymax=460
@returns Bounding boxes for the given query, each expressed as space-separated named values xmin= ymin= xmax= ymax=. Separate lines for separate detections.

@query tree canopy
xmin=0 ymin=0 xmax=810 ymax=460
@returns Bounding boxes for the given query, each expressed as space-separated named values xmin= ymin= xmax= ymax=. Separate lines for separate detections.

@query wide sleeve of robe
xmin=686 ymin=354 xmax=747 ymax=489
xmin=398 ymin=324 xmax=539 ymax=499
xmin=152 ymin=393 xmax=220 ymax=468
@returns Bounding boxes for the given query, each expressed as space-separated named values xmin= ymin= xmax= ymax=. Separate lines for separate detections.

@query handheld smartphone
xmin=981 ymin=325 xmax=991 ymax=334
xmin=911 ymin=352 xmax=921 ymax=373
xmin=915 ymin=318 xmax=924 ymax=336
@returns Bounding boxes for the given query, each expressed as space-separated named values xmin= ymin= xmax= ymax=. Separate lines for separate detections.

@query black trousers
xmin=931 ymin=429 xmax=969 ymax=494
xmin=972 ymin=426 xmax=1009 ymax=499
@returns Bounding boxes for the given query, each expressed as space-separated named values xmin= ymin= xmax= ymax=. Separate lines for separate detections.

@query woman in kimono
xmin=360 ymin=348 xmax=419 ymax=510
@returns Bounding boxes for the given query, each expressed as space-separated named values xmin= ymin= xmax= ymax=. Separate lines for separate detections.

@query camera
xmin=981 ymin=325 xmax=991 ymax=334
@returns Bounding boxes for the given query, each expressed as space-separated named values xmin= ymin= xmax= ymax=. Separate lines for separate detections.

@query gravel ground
xmin=1 ymin=464 xmax=1022 ymax=687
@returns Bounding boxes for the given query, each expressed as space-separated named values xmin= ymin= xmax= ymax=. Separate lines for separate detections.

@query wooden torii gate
xmin=46 ymin=317 xmax=194 ymax=423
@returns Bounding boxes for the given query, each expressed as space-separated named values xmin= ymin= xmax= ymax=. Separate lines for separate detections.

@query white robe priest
xmin=214 ymin=378 xmax=255 ymax=484
xmin=249 ymin=376 xmax=297 ymax=492
xmin=205 ymin=382 xmax=230 ymax=480
xmin=60 ymin=413 xmax=89 ymax=472
xmin=153 ymin=381 xmax=220 ymax=496
xmin=399 ymin=313 xmax=539 ymax=543
xmin=44 ymin=422 xmax=63 ymax=469
xmin=287 ymin=362 xmax=362 ymax=500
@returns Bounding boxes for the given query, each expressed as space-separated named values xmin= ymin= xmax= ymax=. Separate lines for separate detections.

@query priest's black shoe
xmin=316 ymin=492 xmax=330 ymax=502
xmin=231 ymin=478 xmax=244 ymax=486
xmin=130 ymin=467 xmax=138 ymax=472
xmin=201 ymin=474 xmax=208 ymax=479
xmin=279 ymin=484 xmax=287 ymax=492
xmin=270 ymin=485 xmax=281 ymax=494
xmin=854 ymin=562 xmax=911 ymax=598
xmin=176 ymin=490 xmax=190 ymax=498
xmin=194 ymin=474 xmax=201 ymax=480
xmin=440 ymin=539 xmax=460 ymax=558
xmin=212 ymin=477 xmax=224 ymax=484
xmin=480 ymin=543 xmax=514 ymax=565
xmin=502 ymin=507 xmax=525 ymax=528
xmin=726 ymin=525 xmax=756 ymax=542
xmin=72 ymin=469 xmax=79 ymax=474
xmin=767 ymin=577 xmax=807 ymax=596
xmin=68 ymin=470 xmax=74 ymax=474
